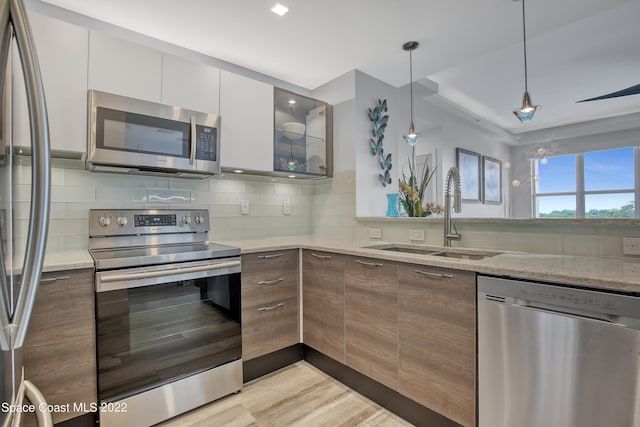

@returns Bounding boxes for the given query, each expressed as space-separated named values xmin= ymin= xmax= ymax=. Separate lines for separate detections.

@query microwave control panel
xmin=195 ymin=125 xmax=217 ymax=161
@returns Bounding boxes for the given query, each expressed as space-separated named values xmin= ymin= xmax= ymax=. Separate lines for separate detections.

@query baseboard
xmin=55 ymin=413 xmax=96 ymax=427
xmin=243 ymin=344 xmax=304 ymax=383
xmin=304 ymin=346 xmax=461 ymax=427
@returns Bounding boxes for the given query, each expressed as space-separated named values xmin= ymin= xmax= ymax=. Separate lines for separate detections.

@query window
xmin=534 ymin=147 xmax=638 ymax=218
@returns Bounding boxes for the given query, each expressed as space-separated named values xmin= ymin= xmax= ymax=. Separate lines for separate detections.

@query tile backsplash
xmin=12 ymin=160 xmax=313 ymax=253
xmin=11 ymin=161 xmax=639 ymax=258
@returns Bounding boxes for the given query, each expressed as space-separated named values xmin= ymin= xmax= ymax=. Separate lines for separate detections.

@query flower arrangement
xmin=399 ymin=153 xmax=443 ymax=217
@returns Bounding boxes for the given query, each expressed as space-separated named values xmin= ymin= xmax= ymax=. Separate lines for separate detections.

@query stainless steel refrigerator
xmin=0 ymin=0 xmax=52 ymax=425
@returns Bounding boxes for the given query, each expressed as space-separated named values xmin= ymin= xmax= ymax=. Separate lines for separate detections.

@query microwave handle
xmin=189 ymin=116 xmax=196 ymax=165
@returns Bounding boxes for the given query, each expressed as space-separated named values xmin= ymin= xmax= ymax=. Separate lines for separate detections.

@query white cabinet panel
xmin=88 ymin=31 xmax=161 ymax=102
xmin=12 ymin=11 xmax=88 ymax=155
xmin=161 ymin=54 xmax=220 ymax=114
xmin=220 ymin=71 xmax=273 ymax=172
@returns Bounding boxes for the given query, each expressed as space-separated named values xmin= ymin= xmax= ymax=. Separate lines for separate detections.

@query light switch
xmin=241 ymin=200 xmax=249 ymax=215
xmin=283 ymin=200 xmax=291 ymax=215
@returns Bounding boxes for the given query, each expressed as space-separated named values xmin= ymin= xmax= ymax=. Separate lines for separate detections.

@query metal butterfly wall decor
xmin=367 ymin=99 xmax=392 ymax=187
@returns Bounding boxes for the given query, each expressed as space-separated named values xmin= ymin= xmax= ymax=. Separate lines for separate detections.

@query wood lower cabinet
xmin=241 ymin=250 xmax=298 ymax=360
xmin=302 ymin=250 xmax=345 ymax=363
xmin=22 ymin=268 xmax=97 ymax=426
xmin=398 ymin=263 xmax=476 ymax=427
xmin=344 ymin=256 xmax=398 ymax=390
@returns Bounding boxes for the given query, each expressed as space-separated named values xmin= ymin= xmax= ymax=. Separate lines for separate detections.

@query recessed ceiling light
xmin=271 ymin=3 xmax=289 ymax=16
xmin=288 ymin=99 xmax=296 ymax=104
xmin=234 ymin=170 xmax=243 ymax=173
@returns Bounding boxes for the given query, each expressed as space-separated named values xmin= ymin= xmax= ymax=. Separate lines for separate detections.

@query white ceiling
xmin=40 ymin=0 xmax=640 ymax=134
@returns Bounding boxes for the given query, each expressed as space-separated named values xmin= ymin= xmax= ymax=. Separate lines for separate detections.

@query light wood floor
xmin=159 ymin=362 xmax=414 ymax=427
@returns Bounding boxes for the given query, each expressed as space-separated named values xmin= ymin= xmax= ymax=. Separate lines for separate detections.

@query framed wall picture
xmin=456 ymin=148 xmax=481 ymax=202
xmin=482 ymin=156 xmax=502 ymax=204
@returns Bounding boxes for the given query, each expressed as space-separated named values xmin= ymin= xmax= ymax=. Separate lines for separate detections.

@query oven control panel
xmin=89 ymin=209 xmax=210 ymax=237
xmin=134 ymin=214 xmax=177 ymax=227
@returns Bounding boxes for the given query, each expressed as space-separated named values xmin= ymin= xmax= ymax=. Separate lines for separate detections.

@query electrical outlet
xmin=283 ymin=200 xmax=291 ymax=215
xmin=241 ymin=200 xmax=249 ymax=215
xmin=623 ymin=237 xmax=640 ymax=255
xmin=409 ymin=229 xmax=425 ymax=241
xmin=369 ymin=228 xmax=382 ymax=239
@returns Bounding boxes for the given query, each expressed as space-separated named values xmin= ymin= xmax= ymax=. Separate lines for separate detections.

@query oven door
xmin=95 ymin=257 xmax=241 ymax=402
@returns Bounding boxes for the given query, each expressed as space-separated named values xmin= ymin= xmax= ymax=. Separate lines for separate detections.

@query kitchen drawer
xmin=242 ymin=295 xmax=298 ymax=360
xmin=241 ymin=250 xmax=297 ymax=299
xmin=241 ymin=249 xmax=299 ymax=360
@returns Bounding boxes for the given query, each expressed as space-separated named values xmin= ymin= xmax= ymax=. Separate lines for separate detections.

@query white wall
xmin=312 ymin=70 xmax=356 ymax=174
xmin=347 ymin=70 xmax=512 ymax=218
xmin=354 ymin=71 xmax=401 ymax=217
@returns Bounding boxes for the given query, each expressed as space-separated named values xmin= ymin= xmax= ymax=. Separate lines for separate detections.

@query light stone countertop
xmin=8 ymin=250 xmax=95 ymax=275
xmin=218 ymin=236 xmax=640 ymax=294
xmin=41 ymin=250 xmax=95 ymax=272
xmin=29 ymin=236 xmax=640 ymax=294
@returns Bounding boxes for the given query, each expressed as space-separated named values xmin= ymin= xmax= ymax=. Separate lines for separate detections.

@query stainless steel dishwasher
xmin=478 ymin=275 xmax=640 ymax=427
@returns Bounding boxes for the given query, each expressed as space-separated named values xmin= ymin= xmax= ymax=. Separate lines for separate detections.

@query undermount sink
xmin=429 ymin=251 xmax=496 ymax=260
xmin=365 ymin=244 xmax=501 ymax=260
xmin=365 ymin=245 xmax=443 ymax=256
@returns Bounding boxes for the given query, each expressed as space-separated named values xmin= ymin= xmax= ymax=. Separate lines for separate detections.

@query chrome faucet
xmin=444 ymin=167 xmax=462 ymax=247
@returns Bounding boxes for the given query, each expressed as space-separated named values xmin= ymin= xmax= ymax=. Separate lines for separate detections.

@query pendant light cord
xmin=521 ymin=0 xmax=528 ymax=93
xmin=409 ymin=50 xmax=414 ymax=123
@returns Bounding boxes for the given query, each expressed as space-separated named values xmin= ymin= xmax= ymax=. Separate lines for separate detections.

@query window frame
xmin=533 ymin=147 xmax=639 ymax=219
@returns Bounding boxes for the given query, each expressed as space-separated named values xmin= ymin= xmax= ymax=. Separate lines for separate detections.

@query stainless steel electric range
xmin=88 ymin=209 xmax=242 ymax=427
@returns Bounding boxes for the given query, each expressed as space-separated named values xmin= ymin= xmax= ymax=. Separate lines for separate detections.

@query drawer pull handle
xmin=355 ymin=260 xmax=383 ymax=267
xmin=258 ymin=278 xmax=284 ymax=286
xmin=311 ymin=253 xmax=332 ymax=259
xmin=258 ymin=303 xmax=285 ymax=312
xmin=257 ymin=253 xmax=284 ymax=259
xmin=40 ymin=275 xmax=69 ymax=283
xmin=414 ymin=269 xmax=455 ymax=279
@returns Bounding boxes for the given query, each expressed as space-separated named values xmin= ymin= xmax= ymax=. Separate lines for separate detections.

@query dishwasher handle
xmin=517 ymin=302 xmax=624 ymax=327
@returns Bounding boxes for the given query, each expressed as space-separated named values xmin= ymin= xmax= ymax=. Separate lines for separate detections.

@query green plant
xmin=399 ymin=153 xmax=441 ymax=217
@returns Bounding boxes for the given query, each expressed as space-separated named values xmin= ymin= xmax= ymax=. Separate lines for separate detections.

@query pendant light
xmin=287 ymin=141 xmax=295 ymax=171
xmin=513 ymin=0 xmax=540 ymax=123
xmin=402 ymin=41 xmax=420 ymax=146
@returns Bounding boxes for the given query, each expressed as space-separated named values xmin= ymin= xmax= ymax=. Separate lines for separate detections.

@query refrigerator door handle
xmin=0 ymin=0 xmax=12 ymax=353
xmin=6 ymin=0 xmax=51 ymax=350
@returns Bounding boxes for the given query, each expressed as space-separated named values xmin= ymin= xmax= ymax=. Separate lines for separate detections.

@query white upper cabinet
xmin=12 ymin=11 xmax=88 ymax=155
xmin=161 ymin=54 xmax=220 ymax=114
xmin=219 ymin=70 xmax=274 ymax=172
xmin=88 ymin=31 xmax=162 ymax=103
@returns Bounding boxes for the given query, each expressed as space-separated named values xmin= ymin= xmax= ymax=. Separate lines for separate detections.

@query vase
xmin=385 ymin=193 xmax=400 ymax=217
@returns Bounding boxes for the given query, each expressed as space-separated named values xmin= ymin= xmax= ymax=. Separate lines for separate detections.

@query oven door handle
xmin=97 ymin=260 xmax=241 ymax=292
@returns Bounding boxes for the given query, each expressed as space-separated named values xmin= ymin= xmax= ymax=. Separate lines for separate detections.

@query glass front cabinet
xmin=274 ymin=87 xmax=332 ymax=177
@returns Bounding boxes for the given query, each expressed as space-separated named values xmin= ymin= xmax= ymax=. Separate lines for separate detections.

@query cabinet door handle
xmin=257 ymin=253 xmax=284 ymax=259
xmin=311 ymin=253 xmax=332 ymax=259
xmin=258 ymin=278 xmax=284 ymax=286
xmin=258 ymin=302 xmax=285 ymax=311
xmin=414 ymin=269 xmax=455 ymax=279
xmin=355 ymin=260 xmax=383 ymax=267
xmin=40 ymin=275 xmax=69 ymax=283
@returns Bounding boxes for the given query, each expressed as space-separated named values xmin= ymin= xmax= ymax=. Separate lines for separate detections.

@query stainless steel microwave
xmin=87 ymin=90 xmax=220 ymax=178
